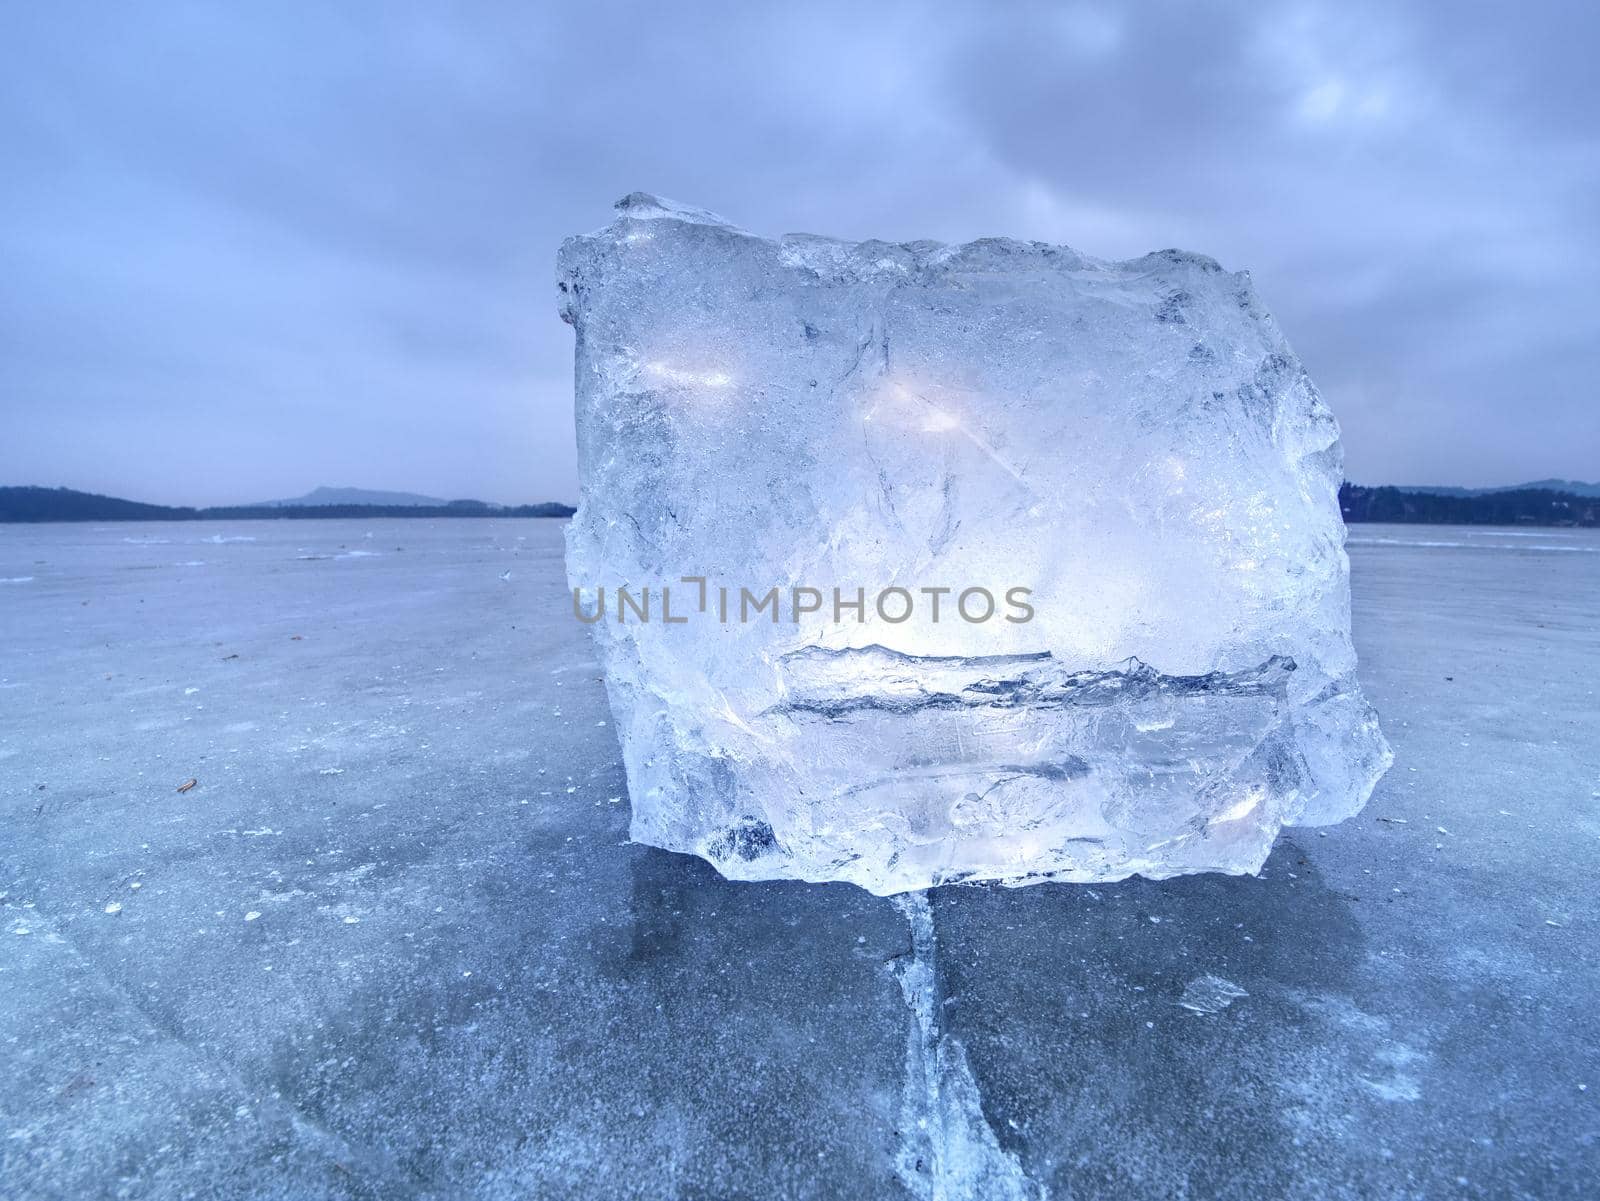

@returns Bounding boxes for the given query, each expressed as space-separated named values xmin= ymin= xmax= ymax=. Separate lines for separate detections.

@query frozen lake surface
xmin=3 ymin=519 xmax=1597 ymax=1199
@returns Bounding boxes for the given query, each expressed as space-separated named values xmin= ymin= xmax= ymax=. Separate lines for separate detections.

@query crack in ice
xmin=890 ymin=892 xmax=1043 ymax=1201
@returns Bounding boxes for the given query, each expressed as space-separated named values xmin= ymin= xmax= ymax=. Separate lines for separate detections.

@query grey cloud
xmin=1 ymin=0 xmax=1594 ymax=505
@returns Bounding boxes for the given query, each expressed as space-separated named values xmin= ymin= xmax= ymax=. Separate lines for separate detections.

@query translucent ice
xmin=1179 ymin=975 xmax=1250 ymax=1015
xmin=558 ymin=193 xmax=1391 ymax=896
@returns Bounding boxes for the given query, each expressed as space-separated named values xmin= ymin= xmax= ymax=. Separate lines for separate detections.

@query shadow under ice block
xmin=558 ymin=193 xmax=1391 ymax=896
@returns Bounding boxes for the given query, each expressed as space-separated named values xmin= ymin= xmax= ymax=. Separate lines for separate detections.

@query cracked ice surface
xmin=558 ymin=193 xmax=1390 ymax=895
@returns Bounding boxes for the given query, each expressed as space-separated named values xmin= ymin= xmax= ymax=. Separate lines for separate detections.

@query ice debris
xmin=1179 ymin=974 xmax=1249 ymax=1015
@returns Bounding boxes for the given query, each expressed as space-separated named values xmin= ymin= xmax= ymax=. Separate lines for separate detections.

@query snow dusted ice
xmin=4 ymin=520 xmax=1598 ymax=1199
xmin=560 ymin=194 xmax=1391 ymax=894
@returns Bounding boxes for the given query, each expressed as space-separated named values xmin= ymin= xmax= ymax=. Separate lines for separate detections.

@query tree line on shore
xmin=1338 ymin=484 xmax=1598 ymax=527
xmin=4 ymin=483 xmax=1597 ymax=528
xmin=0 ymin=486 xmax=573 ymax=523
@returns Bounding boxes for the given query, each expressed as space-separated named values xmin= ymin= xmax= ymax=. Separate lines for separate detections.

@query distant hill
xmin=0 ymin=486 xmax=573 ymax=523
xmin=0 ymin=486 xmax=199 ymax=523
xmin=1390 ymin=484 xmax=1480 ymax=498
xmin=250 ymin=485 xmax=451 ymax=508
xmin=1396 ymin=479 xmax=1600 ymax=499
xmin=1508 ymin=479 xmax=1600 ymax=498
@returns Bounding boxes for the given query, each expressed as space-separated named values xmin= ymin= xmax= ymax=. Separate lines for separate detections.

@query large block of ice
xmin=558 ymin=193 xmax=1390 ymax=895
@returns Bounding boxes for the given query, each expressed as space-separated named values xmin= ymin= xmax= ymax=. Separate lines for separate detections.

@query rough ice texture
xmin=558 ymin=193 xmax=1391 ymax=896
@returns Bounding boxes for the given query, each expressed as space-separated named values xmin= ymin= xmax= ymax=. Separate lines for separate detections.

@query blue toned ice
xmin=558 ymin=194 xmax=1390 ymax=895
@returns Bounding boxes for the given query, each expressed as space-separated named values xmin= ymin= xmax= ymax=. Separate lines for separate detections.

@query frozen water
xmin=2 ymin=520 xmax=1598 ymax=1199
xmin=1179 ymin=974 xmax=1249 ymax=1015
xmin=559 ymin=194 xmax=1391 ymax=894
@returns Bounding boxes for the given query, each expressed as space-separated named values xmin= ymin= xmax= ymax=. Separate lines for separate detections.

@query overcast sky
xmin=3 ymin=1 xmax=1595 ymax=505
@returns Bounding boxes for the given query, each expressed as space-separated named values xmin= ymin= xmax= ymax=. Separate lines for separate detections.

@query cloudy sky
xmin=3 ymin=1 xmax=1595 ymax=505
